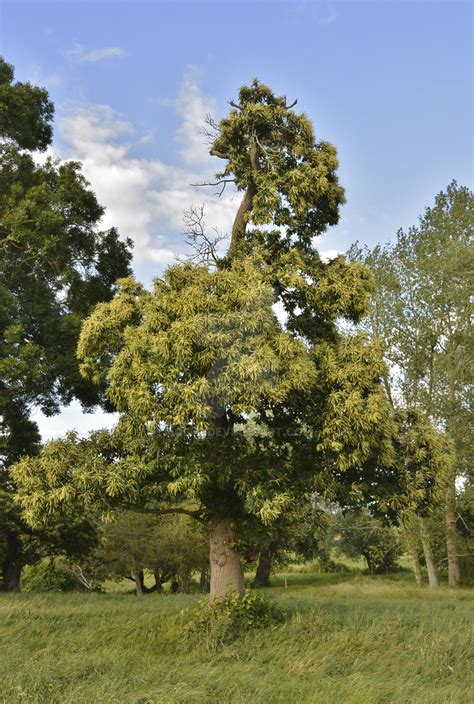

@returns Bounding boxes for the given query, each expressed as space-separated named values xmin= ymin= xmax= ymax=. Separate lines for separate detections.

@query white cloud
xmin=67 ymin=44 xmax=126 ymax=63
xmin=55 ymin=71 xmax=236 ymax=271
xmin=32 ymin=402 xmax=118 ymax=442
xmin=319 ymin=249 xmax=342 ymax=262
xmin=174 ymin=66 xmax=217 ymax=167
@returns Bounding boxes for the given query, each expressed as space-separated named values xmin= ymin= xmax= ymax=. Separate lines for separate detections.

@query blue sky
xmin=1 ymin=0 xmax=472 ymax=438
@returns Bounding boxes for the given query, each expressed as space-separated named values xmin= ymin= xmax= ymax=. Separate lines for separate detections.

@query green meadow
xmin=1 ymin=571 xmax=472 ymax=704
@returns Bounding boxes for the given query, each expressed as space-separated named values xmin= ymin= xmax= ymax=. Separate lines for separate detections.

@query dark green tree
xmin=250 ymin=499 xmax=327 ymax=588
xmin=0 ymin=57 xmax=133 ymax=590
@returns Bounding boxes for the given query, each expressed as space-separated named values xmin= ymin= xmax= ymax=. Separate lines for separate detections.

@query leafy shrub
xmin=21 ymin=556 xmax=78 ymax=592
xmin=184 ymin=589 xmax=287 ymax=650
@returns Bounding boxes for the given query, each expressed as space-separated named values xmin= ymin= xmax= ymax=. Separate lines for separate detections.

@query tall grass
xmin=0 ymin=572 xmax=472 ymax=703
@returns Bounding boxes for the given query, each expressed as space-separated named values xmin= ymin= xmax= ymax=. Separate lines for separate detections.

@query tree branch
xmin=123 ymin=504 xmax=208 ymax=525
xmin=209 ymin=148 xmax=229 ymax=160
xmin=190 ymin=178 xmax=235 ymax=197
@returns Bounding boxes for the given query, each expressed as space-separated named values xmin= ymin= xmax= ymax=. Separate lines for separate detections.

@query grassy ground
xmin=0 ymin=571 xmax=472 ymax=704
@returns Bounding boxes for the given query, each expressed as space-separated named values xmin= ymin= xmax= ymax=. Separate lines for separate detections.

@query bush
xmin=21 ymin=557 xmax=79 ymax=593
xmin=184 ymin=589 xmax=287 ymax=651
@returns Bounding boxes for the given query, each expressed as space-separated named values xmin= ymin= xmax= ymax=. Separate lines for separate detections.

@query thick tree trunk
xmin=1 ymin=532 xmax=22 ymax=592
xmin=419 ymin=518 xmax=439 ymax=589
xmin=446 ymin=480 xmax=461 ymax=587
xmin=399 ymin=522 xmax=423 ymax=587
xmin=253 ymin=545 xmax=273 ymax=588
xmin=209 ymin=517 xmax=244 ymax=600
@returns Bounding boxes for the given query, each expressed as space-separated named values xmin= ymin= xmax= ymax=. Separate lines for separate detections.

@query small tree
xmin=335 ymin=511 xmax=401 ymax=574
xmin=92 ymin=511 xmax=208 ymax=595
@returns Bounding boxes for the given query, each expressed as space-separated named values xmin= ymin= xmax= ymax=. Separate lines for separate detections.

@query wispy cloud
xmin=30 ymin=64 xmax=63 ymax=89
xmin=289 ymin=1 xmax=339 ymax=27
xmin=53 ymin=71 xmax=236 ymax=272
xmin=67 ymin=44 xmax=126 ymax=63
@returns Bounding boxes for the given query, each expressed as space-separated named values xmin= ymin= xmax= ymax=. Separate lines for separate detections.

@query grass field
xmin=0 ymin=571 xmax=472 ymax=704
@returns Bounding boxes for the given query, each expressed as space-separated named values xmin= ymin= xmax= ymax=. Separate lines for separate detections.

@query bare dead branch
xmin=179 ymin=205 xmax=229 ymax=266
xmin=201 ymin=114 xmax=220 ymax=145
xmin=190 ymin=178 xmax=235 ymax=197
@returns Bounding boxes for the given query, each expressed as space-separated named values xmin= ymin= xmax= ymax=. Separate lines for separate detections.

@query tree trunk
xmin=399 ymin=522 xmax=423 ymax=587
xmin=199 ymin=568 xmax=210 ymax=593
xmin=446 ymin=479 xmax=461 ymax=587
xmin=362 ymin=552 xmax=375 ymax=575
xmin=410 ymin=546 xmax=423 ymax=588
xmin=1 ymin=532 xmax=22 ymax=592
xmin=253 ymin=545 xmax=273 ymax=588
xmin=153 ymin=570 xmax=163 ymax=594
xmin=134 ymin=570 xmax=144 ymax=596
xmin=209 ymin=517 xmax=244 ymax=600
xmin=419 ymin=518 xmax=439 ymax=588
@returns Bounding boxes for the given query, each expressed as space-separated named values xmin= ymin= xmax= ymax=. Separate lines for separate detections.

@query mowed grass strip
xmin=0 ymin=574 xmax=472 ymax=704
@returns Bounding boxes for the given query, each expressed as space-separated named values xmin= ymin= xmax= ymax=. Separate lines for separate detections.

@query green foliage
xmin=98 ymin=511 xmax=209 ymax=591
xmin=0 ymin=57 xmax=53 ymax=150
xmin=211 ymin=79 xmax=345 ymax=246
xmin=383 ymin=409 xmax=453 ymax=520
xmin=335 ymin=511 xmax=401 ymax=574
xmin=78 ymin=260 xmax=314 ymax=427
xmin=21 ymin=556 xmax=78 ymax=593
xmin=185 ymin=588 xmax=286 ymax=650
xmin=349 ymin=180 xmax=473 ymax=483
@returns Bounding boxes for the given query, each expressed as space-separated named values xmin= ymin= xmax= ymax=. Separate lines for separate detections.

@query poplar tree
xmin=13 ymin=81 xmax=392 ymax=600
xmin=350 ymin=183 xmax=473 ymax=585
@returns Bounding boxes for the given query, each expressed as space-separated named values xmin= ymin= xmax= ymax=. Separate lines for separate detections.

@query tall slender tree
xmin=349 ymin=182 xmax=473 ymax=585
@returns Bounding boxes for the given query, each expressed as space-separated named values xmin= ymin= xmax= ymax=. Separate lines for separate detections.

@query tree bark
xmin=253 ymin=544 xmax=273 ymax=588
xmin=362 ymin=552 xmax=375 ymax=575
xmin=419 ymin=517 xmax=439 ymax=588
xmin=134 ymin=570 xmax=144 ymax=596
xmin=226 ymin=136 xmax=259 ymax=261
xmin=209 ymin=516 xmax=244 ymax=600
xmin=399 ymin=522 xmax=423 ymax=587
xmin=445 ymin=479 xmax=461 ymax=587
xmin=1 ymin=532 xmax=22 ymax=592
xmin=153 ymin=570 xmax=163 ymax=594
xmin=199 ymin=568 xmax=210 ymax=593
